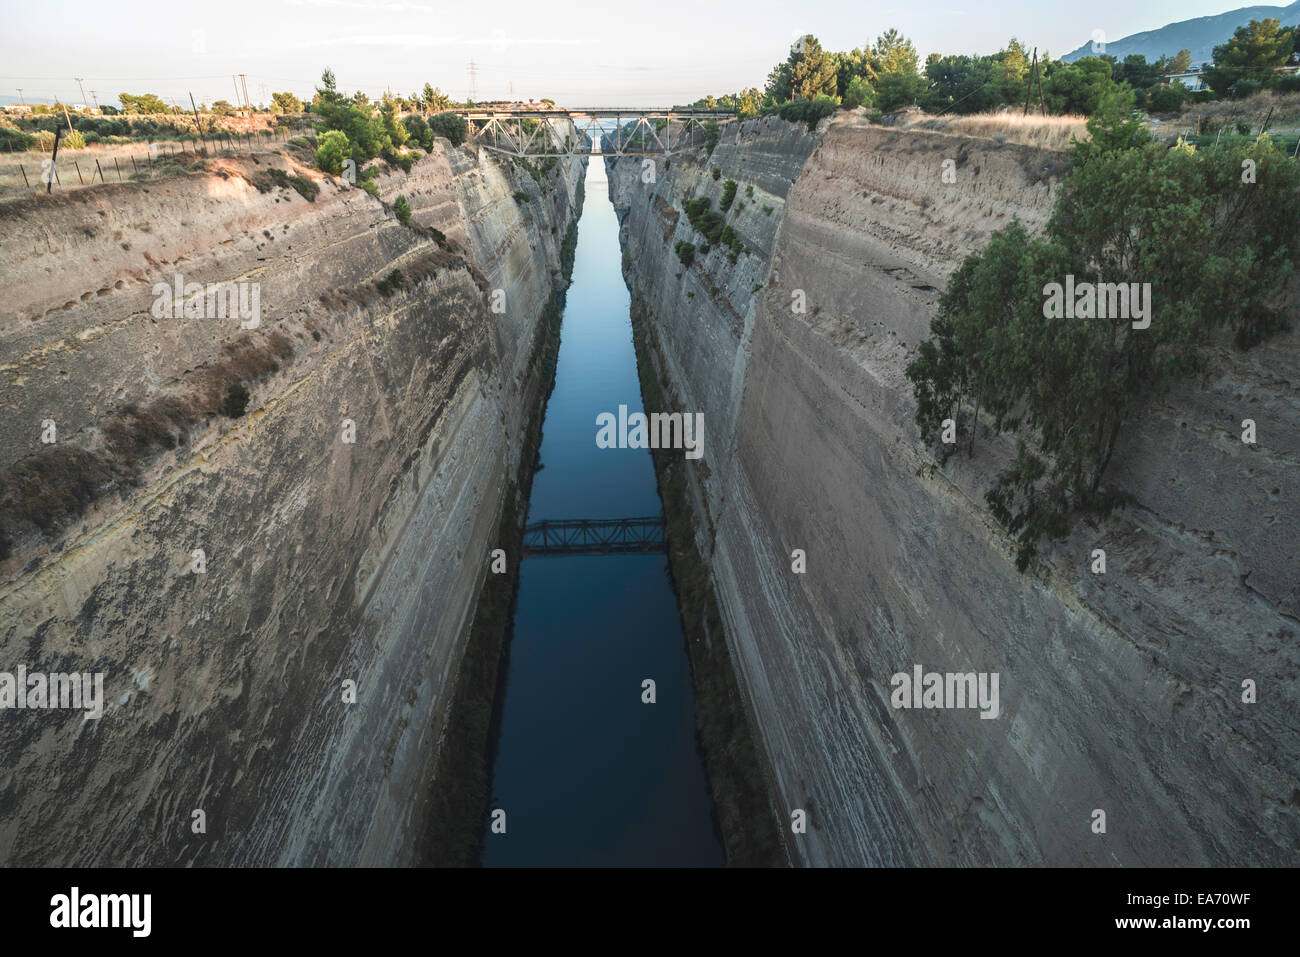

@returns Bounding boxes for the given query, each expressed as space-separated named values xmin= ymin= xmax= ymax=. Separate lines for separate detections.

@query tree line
xmin=688 ymin=18 xmax=1299 ymax=120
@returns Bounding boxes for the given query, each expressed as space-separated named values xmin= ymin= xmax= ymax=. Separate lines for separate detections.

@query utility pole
xmin=233 ymin=75 xmax=243 ymax=113
xmin=1023 ymin=48 xmax=1047 ymax=117
xmin=240 ymin=74 xmax=251 ymax=111
xmin=75 ymin=77 xmax=88 ymax=111
xmin=1024 ymin=49 xmax=1036 ymax=115
xmin=47 ymin=126 xmax=62 ymax=194
xmin=89 ymin=90 xmax=100 ymax=112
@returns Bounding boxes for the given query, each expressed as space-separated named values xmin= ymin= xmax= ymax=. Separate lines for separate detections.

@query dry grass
xmin=890 ymin=109 xmax=1089 ymax=151
xmin=0 ymin=329 xmax=295 ymax=560
xmin=1167 ymin=90 xmax=1300 ymax=135
xmin=318 ymin=246 xmax=467 ymax=312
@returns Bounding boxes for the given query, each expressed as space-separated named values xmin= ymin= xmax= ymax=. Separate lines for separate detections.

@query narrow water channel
xmin=481 ymin=158 xmax=723 ymax=867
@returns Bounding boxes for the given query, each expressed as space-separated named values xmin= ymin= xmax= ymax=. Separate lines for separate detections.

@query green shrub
xmin=1234 ymin=78 xmax=1262 ymax=98
xmin=315 ymin=129 xmax=350 ymax=175
xmin=362 ymin=180 xmax=380 ymax=198
xmin=683 ymin=194 xmax=744 ymax=256
xmin=255 ymin=166 xmax=319 ymax=201
xmin=843 ymin=75 xmax=875 ymax=110
xmin=394 ymin=194 xmax=412 ymax=225
xmin=286 ymin=173 xmax=318 ymax=201
xmin=1 ymin=129 xmax=36 ymax=150
xmin=674 ymin=240 xmax=696 ymax=266
xmin=221 ymin=383 xmax=250 ymax=419
xmin=720 ymin=179 xmax=738 ymax=211
xmin=1145 ymin=83 xmax=1186 ymax=113
xmin=703 ymin=119 xmax=720 ymax=152
xmin=402 ymin=113 xmax=429 ymax=145
xmin=376 ymin=269 xmax=406 ymax=296
xmin=711 ymin=166 xmax=721 ymax=180
xmin=381 ymin=145 xmax=413 ymax=172
xmin=777 ymin=94 xmax=840 ymax=131
xmin=513 ymin=190 xmax=530 ymax=203
xmin=428 ymin=111 xmax=468 ymax=147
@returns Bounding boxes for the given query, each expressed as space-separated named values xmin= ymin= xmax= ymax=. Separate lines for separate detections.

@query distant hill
xmin=1062 ymin=0 xmax=1300 ymax=64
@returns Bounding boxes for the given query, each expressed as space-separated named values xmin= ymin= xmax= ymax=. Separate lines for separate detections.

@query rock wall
xmin=609 ymin=113 xmax=1298 ymax=866
xmin=0 ymin=139 xmax=584 ymax=865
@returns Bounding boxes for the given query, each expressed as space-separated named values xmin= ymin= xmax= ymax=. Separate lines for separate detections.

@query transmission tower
xmin=467 ymin=59 xmax=479 ymax=103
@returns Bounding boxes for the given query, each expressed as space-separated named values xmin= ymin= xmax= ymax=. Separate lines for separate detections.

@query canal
xmin=481 ymin=156 xmax=724 ymax=867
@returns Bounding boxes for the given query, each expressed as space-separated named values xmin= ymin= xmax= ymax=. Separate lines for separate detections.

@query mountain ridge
xmin=1062 ymin=0 xmax=1300 ymax=64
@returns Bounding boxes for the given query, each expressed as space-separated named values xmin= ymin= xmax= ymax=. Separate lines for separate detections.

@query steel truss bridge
xmin=522 ymin=516 xmax=668 ymax=556
xmin=456 ymin=108 xmax=737 ymax=157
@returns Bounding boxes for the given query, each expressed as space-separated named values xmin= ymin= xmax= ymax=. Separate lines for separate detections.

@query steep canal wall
xmin=0 ymin=139 xmax=585 ymax=865
xmin=608 ymin=113 xmax=1299 ymax=867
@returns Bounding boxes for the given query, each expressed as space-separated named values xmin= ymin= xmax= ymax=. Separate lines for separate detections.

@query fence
xmin=2 ymin=127 xmax=318 ymax=195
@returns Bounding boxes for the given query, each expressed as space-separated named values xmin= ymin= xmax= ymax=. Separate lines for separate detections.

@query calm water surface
xmin=481 ymin=158 xmax=723 ymax=867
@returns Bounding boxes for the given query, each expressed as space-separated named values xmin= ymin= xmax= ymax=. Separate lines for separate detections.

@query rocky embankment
xmin=608 ymin=113 xmax=1298 ymax=866
xmin=0 ymin=138 xmax=584 ymax=864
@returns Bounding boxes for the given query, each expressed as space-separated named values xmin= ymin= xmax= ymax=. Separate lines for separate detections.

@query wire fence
xmin=1 ymin=127 xmax=318 ymax=196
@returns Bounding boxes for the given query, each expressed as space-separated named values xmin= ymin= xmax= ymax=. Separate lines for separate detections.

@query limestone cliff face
xmin=0 ymin=140 xmax=584 ymax=865
xmin=609 ymin=113 xmax=1298 ymax=866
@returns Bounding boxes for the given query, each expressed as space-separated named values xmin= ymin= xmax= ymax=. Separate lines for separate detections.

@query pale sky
xmin=0 ymin=0 xmax=1273 ymax=107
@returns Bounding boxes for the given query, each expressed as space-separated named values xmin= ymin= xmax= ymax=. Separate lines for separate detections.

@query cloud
xmin=289 ymin=32 xmax=587 ymax=50
xmin=284 ymin=0 xmax=437 ymax=12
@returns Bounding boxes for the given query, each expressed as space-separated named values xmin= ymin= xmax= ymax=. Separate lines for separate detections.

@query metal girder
xmin=457 ymin=108 xmax=737 ymax=157
xmin=521 ymin=517 xmax=668 ymax=556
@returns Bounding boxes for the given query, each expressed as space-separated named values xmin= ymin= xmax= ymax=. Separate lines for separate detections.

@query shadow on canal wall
xmin=419 ymin=178 xmax=585 ymax=866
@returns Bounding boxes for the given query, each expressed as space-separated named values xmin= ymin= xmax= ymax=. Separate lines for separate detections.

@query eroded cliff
xmin=0 ymin=139 xmax=584 ymax=865
xmin=609 ymin=113 xmax=1298 ymax=866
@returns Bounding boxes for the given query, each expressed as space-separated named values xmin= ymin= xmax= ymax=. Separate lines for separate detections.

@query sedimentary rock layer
xmin=609 ymin=113 xmax=1297 ymax=866
xmin=0 ymin=141 xmax=584 ymax=865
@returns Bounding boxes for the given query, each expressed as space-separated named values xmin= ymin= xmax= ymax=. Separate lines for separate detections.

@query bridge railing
xmin=461 ymin=109 xmax=737 ymax=158
xmin=522 ymin=516 xmax=668 ymax=555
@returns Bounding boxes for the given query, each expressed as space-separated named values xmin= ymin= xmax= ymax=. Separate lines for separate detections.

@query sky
xmin=0 ymin=0 xmax=1276 ymax=107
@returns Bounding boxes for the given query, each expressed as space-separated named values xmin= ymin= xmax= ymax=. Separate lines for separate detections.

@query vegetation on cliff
xmin=310 ymin=68 xmax=466 ymax=177
xmin=905 ymin=96 xmax=1300 ymax=570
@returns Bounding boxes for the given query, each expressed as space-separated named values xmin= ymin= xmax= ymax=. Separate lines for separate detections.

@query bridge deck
xmin=522 ymin=516 xmax=668 ymax=556
xmin=460 ymin=108 xmax=737 ymax=158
